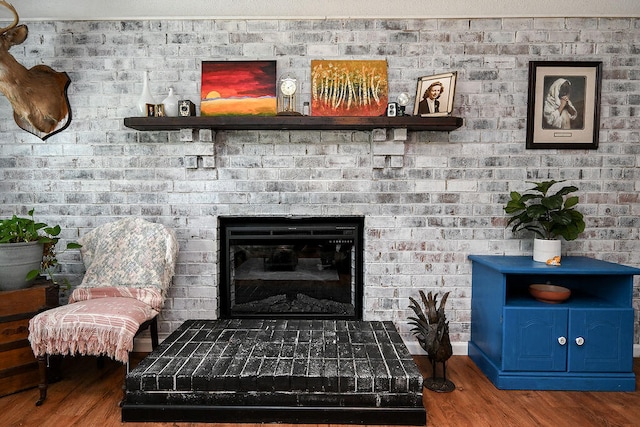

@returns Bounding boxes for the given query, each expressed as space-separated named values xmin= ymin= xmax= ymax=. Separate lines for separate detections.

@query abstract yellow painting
xmin=311 ymin=60 xmax=388 ymax=116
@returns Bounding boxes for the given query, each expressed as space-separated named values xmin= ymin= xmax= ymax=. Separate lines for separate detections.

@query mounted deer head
xmin=0 ymin=1 xmax=71 ymax=140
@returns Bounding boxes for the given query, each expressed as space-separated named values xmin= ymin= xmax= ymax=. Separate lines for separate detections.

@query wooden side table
xmin=0 ymin=279 xmax=58 ymax=397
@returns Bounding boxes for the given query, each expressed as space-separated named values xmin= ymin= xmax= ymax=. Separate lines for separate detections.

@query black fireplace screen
xmin=219 ymin=217 xmax=364 ymax=320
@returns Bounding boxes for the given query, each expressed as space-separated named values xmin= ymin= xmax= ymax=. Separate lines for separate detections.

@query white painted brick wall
xmin=1 ymin=17 xmax=640 ymax=352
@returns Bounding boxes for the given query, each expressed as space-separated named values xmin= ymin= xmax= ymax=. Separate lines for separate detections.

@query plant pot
xmin=0 ymin=241 xmax=44 ymax=291
xmin=533 ymin=238 xmax=561 ymax=263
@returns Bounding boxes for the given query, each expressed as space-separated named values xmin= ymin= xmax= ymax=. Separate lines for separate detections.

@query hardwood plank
xmin=0 ymin=282 xmax=49 ymax=318
xmin=0 ymin=366 xmax=39 ymax=396
xmin=0 ymin=282 xmax=58 ymax=398
xmin=0 ymin=319 xmax=30 ymax=345
xmin=0 ymin=355 xmax=638 ymax=426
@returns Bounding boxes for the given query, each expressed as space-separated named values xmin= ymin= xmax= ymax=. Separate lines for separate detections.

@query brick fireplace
xmin=124 ymin=216 xmax=427 ymax=424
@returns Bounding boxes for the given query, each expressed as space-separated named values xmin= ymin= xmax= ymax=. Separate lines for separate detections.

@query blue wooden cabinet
xmin=468 ymin=255 xmax=640 ymax=391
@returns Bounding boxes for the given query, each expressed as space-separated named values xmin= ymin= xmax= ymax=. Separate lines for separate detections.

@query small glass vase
xmin=137 ymin=71 xmax=156 ymax=116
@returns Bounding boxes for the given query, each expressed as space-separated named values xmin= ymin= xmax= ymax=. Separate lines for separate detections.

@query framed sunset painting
xmin=310 ymin=60 xmax=388 ymax=116
xmin=200 ymin=60 xmax=277 ymax=116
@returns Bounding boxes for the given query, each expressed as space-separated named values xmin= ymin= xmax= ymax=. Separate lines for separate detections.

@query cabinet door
xmin=503 ymin=307 xmax=568 ymax=372
xmin=568 ymin=308 xmax=634 ymax=373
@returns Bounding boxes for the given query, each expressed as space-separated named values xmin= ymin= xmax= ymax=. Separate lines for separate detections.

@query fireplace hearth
xmin=219 ymin=216 xmax=364 ymax=320
xmin=123 ymin=319 xmax=426 ymax=425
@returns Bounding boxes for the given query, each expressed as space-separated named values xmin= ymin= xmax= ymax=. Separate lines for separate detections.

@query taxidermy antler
xmin=0 ymin=1 xmax=71 ymax=139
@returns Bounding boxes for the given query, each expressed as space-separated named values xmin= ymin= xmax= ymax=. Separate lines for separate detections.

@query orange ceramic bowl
xmin=529 ymin=284 xmax=571 ymax=304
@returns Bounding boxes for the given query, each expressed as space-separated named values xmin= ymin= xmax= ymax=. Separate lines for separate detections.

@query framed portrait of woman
xmin=526 ymin=61 xmax=602 ymax=149
xmin=413 ymin=72 xmax=457 ymax=117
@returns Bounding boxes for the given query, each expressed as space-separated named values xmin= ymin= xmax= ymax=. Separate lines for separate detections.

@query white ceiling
xmin=6 ymin=0 xmax=640 ymax=21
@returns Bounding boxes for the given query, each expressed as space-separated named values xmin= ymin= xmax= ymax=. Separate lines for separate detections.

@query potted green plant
xmin=504 ymin=180 xmax=585 ymax=263
xmin=0 ymin=209 xmax=81 ymax=291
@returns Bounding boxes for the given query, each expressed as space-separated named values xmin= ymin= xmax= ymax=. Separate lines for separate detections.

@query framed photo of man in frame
xmin=413 ymin=72 xmax=457 ymax=117
xmin=526 ymin=61 xmax=602 ymax=149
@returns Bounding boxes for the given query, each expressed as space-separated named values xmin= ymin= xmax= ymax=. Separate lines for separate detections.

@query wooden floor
xmin=1 ymin=355 xmax=639 ymax=427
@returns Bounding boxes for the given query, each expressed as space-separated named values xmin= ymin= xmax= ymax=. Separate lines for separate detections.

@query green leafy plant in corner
xmin=504 ymin=180 xmax=585 ymax=241
xmin=0 ymin=209 xmax=81 ymax=287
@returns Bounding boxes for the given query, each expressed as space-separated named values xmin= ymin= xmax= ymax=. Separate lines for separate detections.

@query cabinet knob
xmin=557 ymin=336 xmax=567 ymax=345
xmin=575 ymin=337 xmax=585 ymax=346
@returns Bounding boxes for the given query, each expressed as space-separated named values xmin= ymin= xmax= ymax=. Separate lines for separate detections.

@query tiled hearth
xmin=122 ymin=319 xmax=426 ymax=425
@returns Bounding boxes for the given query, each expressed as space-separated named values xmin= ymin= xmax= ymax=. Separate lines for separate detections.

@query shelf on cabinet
xmin=123 ymin=115 xmax=463 ymax=132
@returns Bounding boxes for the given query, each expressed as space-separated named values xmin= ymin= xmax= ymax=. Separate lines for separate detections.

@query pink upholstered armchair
xmin=28 ymin=217 xmax=179 ymax=405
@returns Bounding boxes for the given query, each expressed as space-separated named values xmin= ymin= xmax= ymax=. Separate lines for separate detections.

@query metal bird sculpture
xmin=408 ymin=290 xmax=455 ymax=392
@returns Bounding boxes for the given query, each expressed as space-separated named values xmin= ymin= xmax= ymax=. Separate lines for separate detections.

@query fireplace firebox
xmin=219 ymin=216 xmax=364 ymax=319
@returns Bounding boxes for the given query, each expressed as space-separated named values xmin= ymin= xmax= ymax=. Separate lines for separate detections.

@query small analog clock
xmin=277 ymin=73 xmax=301 ymax=115
xmin=281 ymin=78 xmax=297 ymax=96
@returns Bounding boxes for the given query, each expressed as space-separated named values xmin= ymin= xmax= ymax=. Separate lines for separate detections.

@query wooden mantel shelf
xmin=123 ymin=115 xmax=463 ymax=132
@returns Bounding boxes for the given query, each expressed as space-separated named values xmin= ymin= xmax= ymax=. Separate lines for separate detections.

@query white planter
xmin=533 ymin=238 xmax=561 ymax=263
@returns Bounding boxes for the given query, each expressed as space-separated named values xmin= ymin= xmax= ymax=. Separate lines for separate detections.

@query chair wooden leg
xmin=35 ymin=355 xmax=48 ymax=406
xmin=150 ymin=316 xmax=159 ymax=349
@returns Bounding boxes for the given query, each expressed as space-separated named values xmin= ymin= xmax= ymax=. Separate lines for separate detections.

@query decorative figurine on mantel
xmin=408 ymin=290 xmax=455 ymax=392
